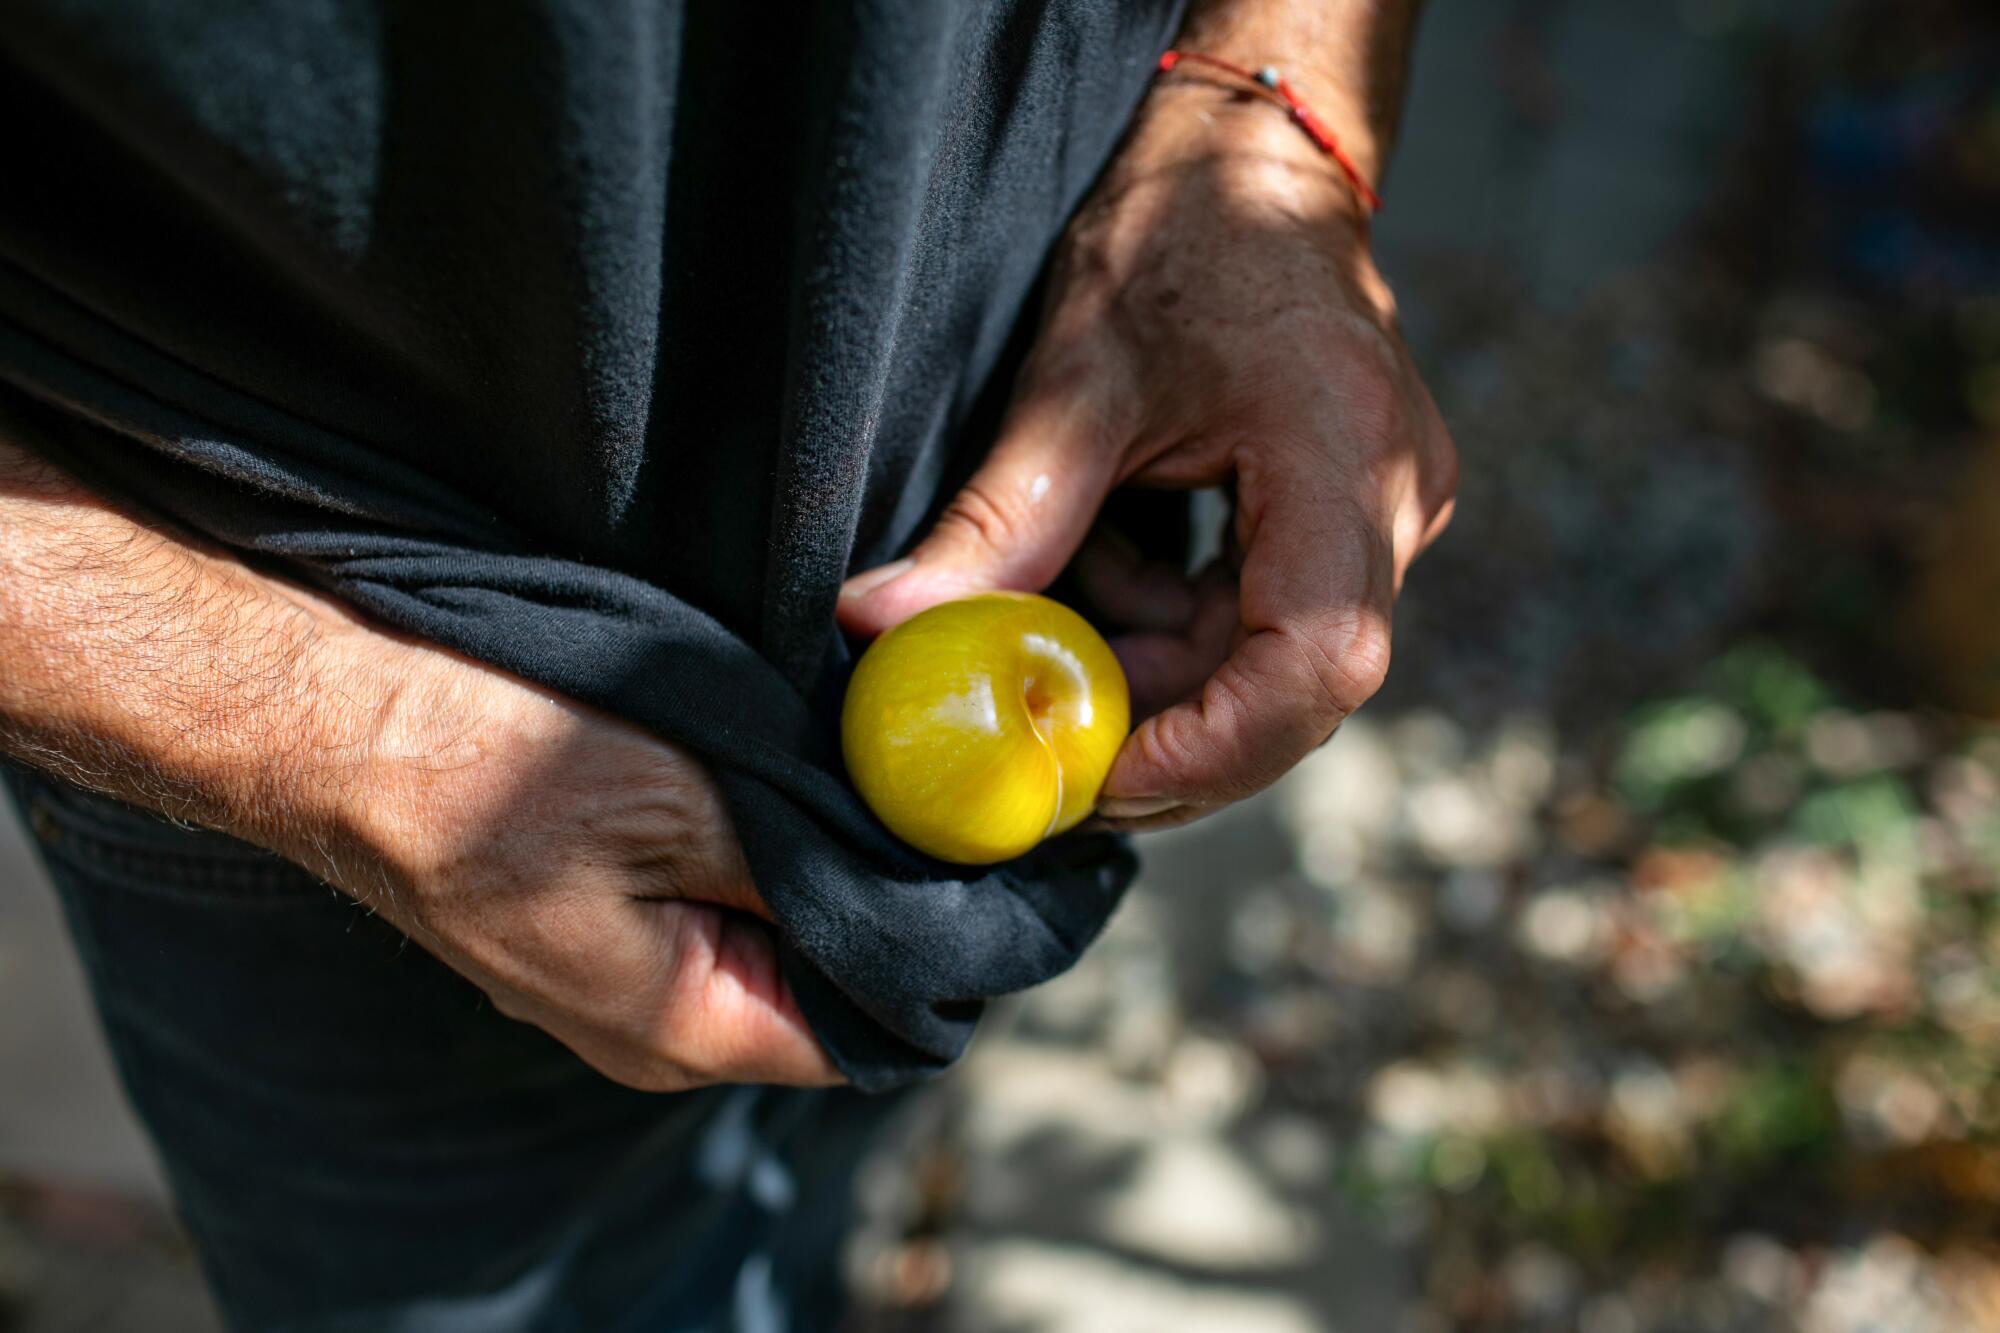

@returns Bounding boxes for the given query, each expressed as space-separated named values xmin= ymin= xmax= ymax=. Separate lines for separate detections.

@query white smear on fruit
xmin=930 ymin=677 xmax=1001 ymax=734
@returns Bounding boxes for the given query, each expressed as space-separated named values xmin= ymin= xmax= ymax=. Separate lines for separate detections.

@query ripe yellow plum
xmin=841 ymin=592 xmax=1130 ymax=865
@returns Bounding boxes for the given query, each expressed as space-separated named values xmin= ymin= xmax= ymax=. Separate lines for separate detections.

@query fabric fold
xmin=0 ymin=337 xmax=1137 ymax=1091
xmin=0 ymin=0 xmax=1186 ymax=1089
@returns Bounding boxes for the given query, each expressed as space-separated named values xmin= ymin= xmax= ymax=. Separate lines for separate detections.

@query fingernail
xmin=1095 ymin=796 xmax=1183 ymax=820
xmin=839 ymin=558 xmax=914 ymax=603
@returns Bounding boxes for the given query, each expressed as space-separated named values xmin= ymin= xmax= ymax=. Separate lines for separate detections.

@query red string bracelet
xmin=1157 ymin=49 xmax=1383 ymax=214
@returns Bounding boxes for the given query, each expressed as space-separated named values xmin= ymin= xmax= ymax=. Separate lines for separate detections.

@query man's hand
xmin=839 ymin=0 xmax=1455 ymax=830
xmin=345 ymin=644 xmax=840 ymax=1091
xmin=0 ymin=440 xmax=837 ymax=1091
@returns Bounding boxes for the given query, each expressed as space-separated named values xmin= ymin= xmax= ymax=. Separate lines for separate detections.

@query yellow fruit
xmin=841 ymin=592 xmax=1130 ymax=865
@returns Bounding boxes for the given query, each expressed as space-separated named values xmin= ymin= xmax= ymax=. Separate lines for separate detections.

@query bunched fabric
xmin=0 ymin=0 xmax=1187 ymax=1090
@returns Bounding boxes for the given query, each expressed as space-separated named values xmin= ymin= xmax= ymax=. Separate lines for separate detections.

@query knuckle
xmin=635 ymin=922 xmax=726 ymax=1084
xmin=1419 ymin=405 xmax=1460 ymax=512
xmin=1195 ymin=666 xmax=1276 ymax=801
xmin=650 ymin=987 xmax=709 ymax=1062
xmin=1126 ymin=712 xmax=1204 ymax=798
xmin=644 ymin=1017 xmax=717 ymax=1088
xmin=1199 ymin=660 xmax=1260 ymax=738
xmin=648 ymin=1051 xmax=712 ymax=1090
xmin=1024 ymin=343 xmax=1104 ymax=400
xmin=1293 ymin=616 xmax=1391 ymax=720
xmin=1428 ymin=436 xmax=1460 ymax=508
xmin=619 ymin=1057 xmax=701 ymax=1094
xmin=577 ymin=1024 xmax=704 ymax=1094
xmin=1339 ymin=384 xmax=1403 ymax=453
xmin=1305 ymin=335 xmax=1430 ymax=467
xmin=484 ymin=988 xmax=533 ymax=1023
xmin=938 ymin=480 xmax=1024 ymax=558
xmin=1324 ymin=337 xmax=1407 ymax=440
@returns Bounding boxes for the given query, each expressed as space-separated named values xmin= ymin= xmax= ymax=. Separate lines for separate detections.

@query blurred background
xmin=5 ymin=0 xmax=1999 ymax=1329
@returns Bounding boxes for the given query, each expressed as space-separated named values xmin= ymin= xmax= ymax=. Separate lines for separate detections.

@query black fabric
xmin=0 ymin=0 xmax=1186 ymax=1090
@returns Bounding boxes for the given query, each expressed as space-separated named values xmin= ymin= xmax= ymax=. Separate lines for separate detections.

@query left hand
xmin=838 ymin=92 xmax=1457 ymax=832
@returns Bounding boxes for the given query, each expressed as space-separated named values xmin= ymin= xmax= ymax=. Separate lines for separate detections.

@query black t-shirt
xmin=0 ymin=0 xmax=1185 ymax=1088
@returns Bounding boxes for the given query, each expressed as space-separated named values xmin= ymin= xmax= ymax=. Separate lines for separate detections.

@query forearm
xmin=0 ymin=436 xmax=408 ymax=876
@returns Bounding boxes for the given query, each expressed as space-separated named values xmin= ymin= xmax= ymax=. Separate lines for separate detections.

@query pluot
xmin=841 ymin=592 xmax=1130 ymax=864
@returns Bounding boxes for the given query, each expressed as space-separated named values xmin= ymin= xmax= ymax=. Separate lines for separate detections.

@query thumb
xmin=837 ymin=379 xmax=1121 ymax=637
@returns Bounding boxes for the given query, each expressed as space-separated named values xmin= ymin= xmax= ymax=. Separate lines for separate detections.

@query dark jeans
xmin=2 ymin=761 xmax=897 ymax=1332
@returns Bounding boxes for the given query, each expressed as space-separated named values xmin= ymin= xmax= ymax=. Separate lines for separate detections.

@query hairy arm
xmin=0 ymin=438 xmax=395 ymax=880
xmin=0 ymin=435 xmax=833 ymax=1088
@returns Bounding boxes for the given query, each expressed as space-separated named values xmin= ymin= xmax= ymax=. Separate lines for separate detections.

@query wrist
xmin=191 ymin=599 xmax=416 ymax=889
xmin=1149 ymin=0 xmax=1424 ymax=213
xmin=172 ymin=570 xmax=513 ymax=906
xmin=1112 ymin=83 xmax=1378 ymax=236
xmin=309 ymin=625 xmax=503 ymax=900
xmin=1063 ymin=99 xmax=1390 ymax=327
xmin=326 ymin=620 xmax=616 ymax=906
xmin=1143 ymin=48 xmax=1384 ymax=192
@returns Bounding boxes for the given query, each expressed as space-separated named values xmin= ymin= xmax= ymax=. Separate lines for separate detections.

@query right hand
xmin=320 ymin=634 xmax=841 ymax=1093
